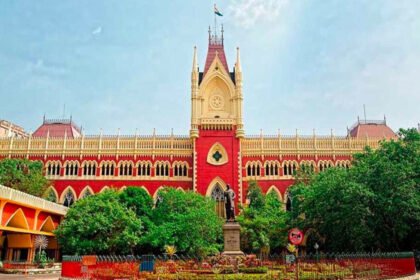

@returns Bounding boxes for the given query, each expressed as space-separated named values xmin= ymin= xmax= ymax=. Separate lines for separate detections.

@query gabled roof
xmin=33 ymin=118 xmax=81 ymax=138
xmin=348 ymin=119 xmax=396 ymax=139
xmin=203 ymin=35 xmax=229 ymax=78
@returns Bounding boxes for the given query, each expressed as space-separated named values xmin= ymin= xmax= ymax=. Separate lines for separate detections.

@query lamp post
xmin=314 ymin=242 xmax=319 ymax=263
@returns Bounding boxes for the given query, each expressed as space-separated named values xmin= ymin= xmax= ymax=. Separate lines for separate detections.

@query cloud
xmin=92 ymin=26 xmax=102 ymax=35
xmin=228 ymin=0 xmax=289 ymax=28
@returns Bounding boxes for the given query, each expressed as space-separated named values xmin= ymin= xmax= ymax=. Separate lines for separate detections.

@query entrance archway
xmin=206 ymin=177 xmax=227 ymax=219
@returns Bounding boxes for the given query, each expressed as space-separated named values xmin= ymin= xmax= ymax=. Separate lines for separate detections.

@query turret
xmin=190 ymin=46 xmax=199 ymax=138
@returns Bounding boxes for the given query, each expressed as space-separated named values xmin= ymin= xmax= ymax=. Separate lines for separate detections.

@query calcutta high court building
xmin=0 ymin=28 xmax=396 ymax=216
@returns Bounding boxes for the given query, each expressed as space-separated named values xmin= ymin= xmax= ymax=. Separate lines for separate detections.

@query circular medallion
xmin=210 ymin=95 xmax=224 ymax=110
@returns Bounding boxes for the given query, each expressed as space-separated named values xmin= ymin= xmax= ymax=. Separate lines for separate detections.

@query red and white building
xmin=0 ymin=30 xmax=396 ymax=215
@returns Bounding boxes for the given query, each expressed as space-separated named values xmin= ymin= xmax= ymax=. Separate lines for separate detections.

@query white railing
xmin=0 ymin=185 xmax=68 ymax=215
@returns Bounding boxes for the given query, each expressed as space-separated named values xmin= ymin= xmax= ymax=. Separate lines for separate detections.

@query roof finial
xmin=192 ymin=46 xmax=198 ymax=71
xmin=208 ymin=26 xmax=211 ymax=41
xmin=236 ymin=47 xmax=241 ymax=72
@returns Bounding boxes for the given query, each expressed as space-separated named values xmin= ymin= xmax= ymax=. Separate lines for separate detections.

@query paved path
xmin=0 ymin=273 xmax=60 ymax=279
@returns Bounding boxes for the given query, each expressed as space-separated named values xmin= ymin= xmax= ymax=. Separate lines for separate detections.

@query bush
xmin=238 ymin=266 xmax=268 ymax=274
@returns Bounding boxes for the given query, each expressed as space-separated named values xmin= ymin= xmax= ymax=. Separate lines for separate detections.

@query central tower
xmin=191 ymin=28 xmax=244 ymax=214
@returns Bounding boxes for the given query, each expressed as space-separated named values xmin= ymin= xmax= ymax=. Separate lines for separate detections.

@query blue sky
xmin=0 ymin=0 xmax=419 ymax=136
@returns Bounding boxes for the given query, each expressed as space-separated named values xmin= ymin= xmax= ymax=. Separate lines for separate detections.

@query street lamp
xmin=314 ymin=242 xmax=319 ymax=262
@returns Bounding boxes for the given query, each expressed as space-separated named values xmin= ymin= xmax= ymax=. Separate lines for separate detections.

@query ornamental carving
xmin=207 ymin=142 xmax=228 ymax=166
xmin=209 ymin=94 xmax=224 ymax=110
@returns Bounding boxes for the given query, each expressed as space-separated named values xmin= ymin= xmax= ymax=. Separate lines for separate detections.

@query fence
xmin=61 ymin=252 xmax=418 ymax=280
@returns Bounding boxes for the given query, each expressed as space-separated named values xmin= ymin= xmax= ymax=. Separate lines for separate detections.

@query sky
xmin=0 ymin=0 xmax=419 ymax=136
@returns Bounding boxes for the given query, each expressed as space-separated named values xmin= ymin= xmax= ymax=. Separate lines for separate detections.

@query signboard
xmin=288 ymin=228 xmax=304 ymax=245
xmin=82 ymin=255 xmax=97 ymax=266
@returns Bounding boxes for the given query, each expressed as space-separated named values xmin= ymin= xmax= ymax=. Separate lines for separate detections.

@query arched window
xmin=119 ymin=161 xmax=133 ymax=176
xmin=173 ymin=162 xmax=188 ymax=178
xmin=211 ymin=183 xmax=225 ymax=218
xmin=63 ymin=190 xmax=75 ymax=207
xmin=246 ymin=161 xmax=262 ymax=177
xmin=265 ymin=161 xmax=279 ymax=176
xmin=155 ymin=162 xmax=170 ymax=177
xmin=80 ymin=188 xmax=93 ymax=199
xmin=101 ymin=161 xmax=115 ymax=176
xmin=44 ymin=188 xmax=58 ymax=203
xmin=64 ymin=161 xmax=79 ymax=176
xmin=46 ymin=161 xmax=61 ymax=176
xmin=283 ymin=161 xmax=297 ymax=176
xmin=83 ymin=161 xmax=97 ymax=176
xmin=137 ymin=161 xmax=152 ymax=176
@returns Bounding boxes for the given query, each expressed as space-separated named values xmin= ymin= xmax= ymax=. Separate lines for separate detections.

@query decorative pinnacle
xmin=192 ymin=46 xmax=198 ymax=72
xmin=236 ymin=47 xmax=241 ymax=72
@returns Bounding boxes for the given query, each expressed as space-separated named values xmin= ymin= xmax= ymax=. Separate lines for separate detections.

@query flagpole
xmin=214 ymin=3 xmax=217 ymax=38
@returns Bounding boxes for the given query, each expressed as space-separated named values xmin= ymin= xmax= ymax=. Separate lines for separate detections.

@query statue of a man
xmin=224 ymin=184 xmax=236 ymax=222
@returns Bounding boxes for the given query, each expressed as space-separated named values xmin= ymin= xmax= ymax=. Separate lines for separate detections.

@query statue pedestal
xmin=222 ymin=222 xmax=244 ymax=257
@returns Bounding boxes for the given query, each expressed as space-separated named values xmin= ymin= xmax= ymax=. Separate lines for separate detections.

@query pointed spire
xmin=192 ymin=46 xmax=198 ymax=72
xmin=236 ymin=47 xmax=241 ymax=72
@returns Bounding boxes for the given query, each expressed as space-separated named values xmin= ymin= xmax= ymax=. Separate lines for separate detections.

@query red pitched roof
xmin=203 ymin=38 xmax=229 ymax=77
xmin=349 ymin=120 xmax=396 ymax=139
xmin=33 ymin=119 xmax=81 ymax=138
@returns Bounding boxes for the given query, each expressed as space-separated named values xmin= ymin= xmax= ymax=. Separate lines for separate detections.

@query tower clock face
xmin=210 ymin=94 xmax=224 ymax=110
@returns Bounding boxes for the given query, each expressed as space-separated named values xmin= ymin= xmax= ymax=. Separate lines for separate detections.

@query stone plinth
xmin=222 ymin=222 xmax=244 ymax=256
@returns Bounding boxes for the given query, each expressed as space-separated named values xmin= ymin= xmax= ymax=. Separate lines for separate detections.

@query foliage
xmin=34 ymin=250 xmax=48 ymax=268
xmin=0 ymin=158 xmax=49 ymax=197
xmin=55 ymin=189 xmax=142 ymax=255
xmin=290 ymin=128 xmax=420 ymax=252
xmin=145 ymin=188 xmax=223 ymax=257
xmin=238 ymin=181 xmax=288 ymax=254
xmin=119 ymin=186 xmax=154 ymax=251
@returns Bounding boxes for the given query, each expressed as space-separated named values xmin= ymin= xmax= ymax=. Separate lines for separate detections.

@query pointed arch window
xmin=211 ymin=183 xmax=225 ymax=218
xmin=63 ymin=190 xmax=75 ymax=207
xmin=137 ymin=161 xmax=151 ymax=176
xmin=64 ymin=162 xmax=79 ymax=176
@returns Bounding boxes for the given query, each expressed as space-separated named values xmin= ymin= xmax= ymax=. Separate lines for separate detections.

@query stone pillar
xmin=222 ymin=222 xmax=244 ymax=256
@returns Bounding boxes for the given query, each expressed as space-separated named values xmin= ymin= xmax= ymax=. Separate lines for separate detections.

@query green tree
xmin=0 ymin=158 xmax=49 ymax=197
xmin=351 ymin=128 xmax=420 ymax=250
xmin=55 ymin=190 xmax=142 ymax=255
xmin=290 ymin=128 xmax=420 ymax=252
xmin=119 ymin=186 xmax=154 ymax=251
xmin=290 ymin=168 xmax=375 ymax=252
xmin=238 ymin=182 xmax=288 ymax=254
xmin=145 ymin=188 xmax=223 ymax=257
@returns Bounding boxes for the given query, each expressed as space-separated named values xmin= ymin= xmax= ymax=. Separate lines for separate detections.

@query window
xmin=319 ymin=161 xmax=333 ymax=172
xmin=264 ymin=161 xmax=279 ymax=176
xmin=82 ymin=162 xmax=97 ymax=176
xmin=300 ymin=161 xmax=315 ymax=172
xmin=246 ymin=162 xmax=261 ymax=177
xmin=119 ymin=161 xmax=133 ymax=176
xmin=211 ymin=183 xmax=225 ymax=218
xmin=173 ymin=162 xmax=188 ymax=177
xmin=63 ymin=189 xmax=76 ymax=207
xmin=80 ymin=188 xmax=93 ymax=199
xmin=155 ymin=162 xmax=170 ymax=177
xmin=101 ymin=161 xmax=115 ymax=176
xmin=283 ymin=161 xmax=297 ymax=176
xmin=137 ymin=161 xmax=151 ymax=176
xmin=64 ymin=162 xmax=79 ymax=176
xmin=46 ymin=162 xmax=61 ymax=176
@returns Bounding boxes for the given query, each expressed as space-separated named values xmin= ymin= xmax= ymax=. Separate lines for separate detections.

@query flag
xmin=214 ymin=4 xmax=223 ymax=16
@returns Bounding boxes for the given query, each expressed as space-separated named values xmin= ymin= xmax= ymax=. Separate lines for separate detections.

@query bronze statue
xmin=224 ymin=184 xmax=235 ymax=222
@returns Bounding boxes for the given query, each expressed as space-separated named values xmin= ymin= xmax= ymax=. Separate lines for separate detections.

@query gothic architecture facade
xmin=0 ymin=31 xmax=395 ymax=214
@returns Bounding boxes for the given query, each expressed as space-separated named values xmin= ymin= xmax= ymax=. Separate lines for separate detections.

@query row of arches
xmin=2 ymin=208 xmax=57 ymax=233
xmin=245 ymin=160 xmax=351 ymax=177
xmin=45 ymin=160 xmax=190 ymax=178
xmin=46 ymin=185 xmax=188 ymax=207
